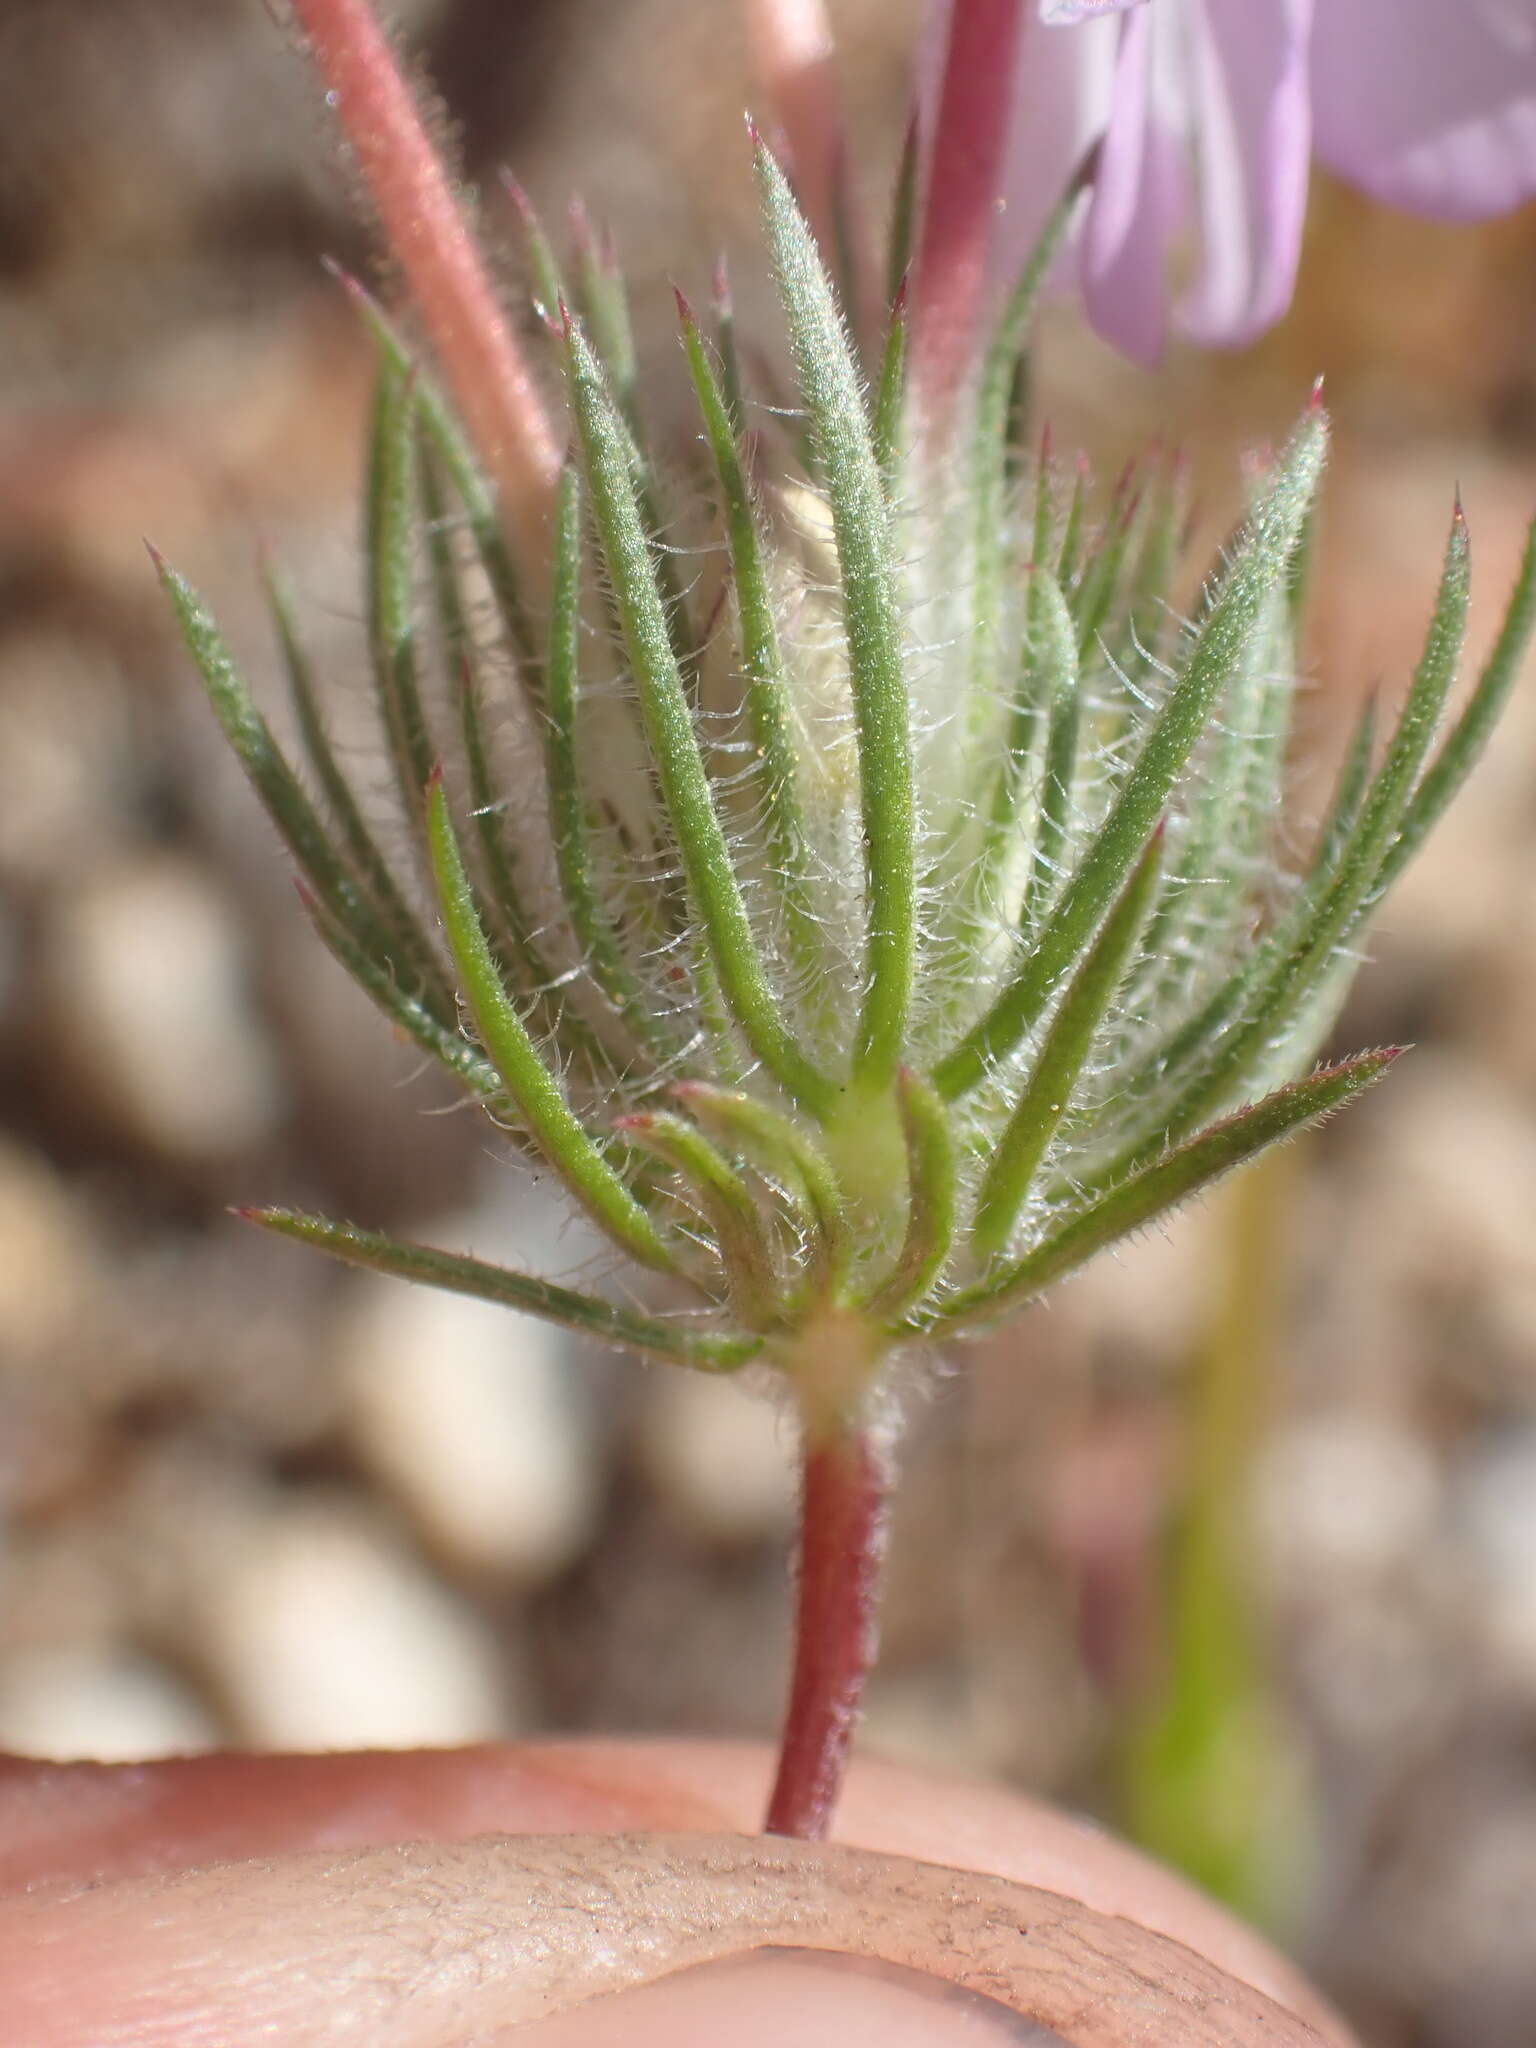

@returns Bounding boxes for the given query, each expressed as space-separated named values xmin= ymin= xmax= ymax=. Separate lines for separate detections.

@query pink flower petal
xmin=1178 ymin=0 xmax=1313 ymax=348
xmin=1039 ymin=0 xmax=1143 ymax=21
xmin=1081 ymin=7 xmax=1181 ymax=361
xmin=993 ymin=5 xmax=1119 ymax=289
xmin=1312 ymin=0 xmax=1536 ymax=221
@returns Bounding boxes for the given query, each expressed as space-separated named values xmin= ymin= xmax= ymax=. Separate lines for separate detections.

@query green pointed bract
xmin=572 ymin=206 xmax=639 ymax=414
xmin=504 ymin=174 xmax=567 ymax=326
xmin=1020 ymin=567 xmax=1083 ymax=932
xmin=1055 ymin=462 xmax=1090 ymax=587
xmin=156 ymin=556 xmax=449 ymax=1013
xmin=928 ymin=1050 xmax=1399 ymax=1337
xmin=416 ymin=441 xmax=566 ymax=1031
xmin=711 ymin=262 xmax=747 ymax=434
xmin=968 ymin=173 xmax=1089 ymax=716
xmin=241 ymin=1209 xmax=757 ymax=1370
xmin=541 ymin=462 xmax=681 ymax=1064
xmin=1381 ymin=508 xmax=1536 ymax=890
xmin=1111 ymin=455 xmax=1187 ymax=686
xmin=1149 ymin=500 xmax=1469 ymax=1149
xmin=974 ymin=826 xmax=1165 ymax=1261
xmin=871 ymin=283 xmax=910 ymax=490
xmin=672 ymin=1080 xmax=850 ymax=1307
xmin=365 ymin=359 xmax=438 ymax=821
xmin=615 ymin=1110 xmax=784 ymax=1328
xmin=296 ymin=880 xmax=506 ymax=1106
xmin=425 ymin=771 xmax=673 ymax=1272
xmin=335 ymin=270 xmax=538 ymax=686
xmin=860 ymin=1069 xmax=957 ymax=1320
xmin=264 ymin=558 xmax=455 ymax=1019
xmin=1068 ymin=488 xmax=1136 ymax=661
xmin=934 ymin=402 xmax=1328 ymax=1101
xmin=885 ymin=117 xmax=920 ymax=311
xmin=677 ymin=299 xmax=821 ymax=986
xmin=755 ymin=136 xmax=915 ymax=1091
xmin=563 ymin=310 xmax=833 ymax=1117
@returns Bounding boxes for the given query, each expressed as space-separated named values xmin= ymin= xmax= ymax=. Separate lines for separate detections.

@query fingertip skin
xmin=0 ymin=1742 xmax=1352 ymax=2046
xmin=0 ymin=1832 xmax=1342 ymax=2048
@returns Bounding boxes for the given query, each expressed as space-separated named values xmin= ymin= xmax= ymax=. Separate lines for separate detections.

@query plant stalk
xmin=911 ymin=0 xmax=1024 ymax=422
xmin=290 ymin=0 xmax=560 ymax=570
xmin=765 ymin=1419 xmax=891 ymax=1839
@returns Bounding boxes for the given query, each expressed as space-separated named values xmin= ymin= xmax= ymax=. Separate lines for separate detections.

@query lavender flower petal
xmin=1040 ymin=0 xmax=1142 ymax=21
xmin=1312 ymin=0 xmax=1536 ymax=221
xmin=993 ymin=6 xmax=1118 ymax=290
xmin=1080 ymin=7 xmax=1181 ymax=361
xmin=1178 ymin=0 xmax=1313 ymax=348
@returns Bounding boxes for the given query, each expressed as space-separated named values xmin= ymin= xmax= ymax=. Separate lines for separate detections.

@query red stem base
xmin=764 ymin=1425 xmax=890 ymax=1839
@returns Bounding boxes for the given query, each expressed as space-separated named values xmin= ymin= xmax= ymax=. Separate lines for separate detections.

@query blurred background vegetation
xmin=2 ymin=5 xmax=1535 ymax=2043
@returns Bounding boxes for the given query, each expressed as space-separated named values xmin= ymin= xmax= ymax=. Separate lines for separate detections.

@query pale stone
xmin=340 ymin=1267 xmax=602 ymax=1584
xmin=195 ymin=1498 xmax=512 ymax=1750
xmin=0 ymin=634 xmax=136 ymax=888
xmin=1456 ymin=1427 xmax=1536 ymax=1696
xmin=46 ymin=854 xmax=283 ymax=1159
xmin=0 ymin=1140 xmax=90 ymax=1353
xmin=635 ymin=1368 xmax=797 ymax=1547
xmin=1291 ymin=1594 xmax=1453 ymax=1752
xmin=1256 ymin=1413 xmax=1442 ymax=1585
xmin=0 ymin=1645 xmax=218 ymax=1762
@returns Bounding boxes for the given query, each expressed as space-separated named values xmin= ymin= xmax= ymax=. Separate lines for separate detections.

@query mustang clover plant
xmin=155 ymin=0 xmax=1536 ymax=1842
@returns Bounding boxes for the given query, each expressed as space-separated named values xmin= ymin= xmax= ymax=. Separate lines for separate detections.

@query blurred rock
xmin=194 ymin=1493 xmax=515 ymax=1750
xmin=44 ymin=852 xmax=284 ymax=1161
xmin=1291 ymin=1590 xmax=1458 ymax=1755
xmin=0 ymin=632 xmax=140 ymax=894
xmin=1256 ymin=1413 xmax=1442 ymax=1588
xmin=339 ymin=1240 xmax=603 ymax=1584
xmin=1057 ymin=1203 xmax=1221 ymax=1371
xmin=0 ymin=1644 xmax=217 ymax=1762
xmin=1455 ymin=1425 xmax=1536 ymax=1699
xmin=0 ymin=1138 xmax=92 ymax=1355
xmin=634 ymin=1368 xmax=797 ymax=1548
xmin=1352 ymin=1055 xmax=1536 ymax=1376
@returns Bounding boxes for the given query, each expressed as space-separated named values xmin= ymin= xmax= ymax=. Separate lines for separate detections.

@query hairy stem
xmin=290 ymin=0 xmax=560 ymax=569
xmin=766 ymin=1421 xmax=891 ymax=1839
xmin=911 ymin=0 xmax=1023 ymax=423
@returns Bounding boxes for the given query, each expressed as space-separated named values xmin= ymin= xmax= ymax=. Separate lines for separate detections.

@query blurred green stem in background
xmin=1120 ymin=1147 xmax=1311 ymax=1927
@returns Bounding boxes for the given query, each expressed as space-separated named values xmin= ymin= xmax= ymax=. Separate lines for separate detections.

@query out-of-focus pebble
xmin=1256 ymin=1413 xmax=1442 ymax=1587
xmin=861 ymin=1665 xmax=977 ymax=1777
xmin=0 ymin=1139 xmax=91 ymax=1354
xmin=0 ymin=634 xmax=138 ymax=890
xmin=1345 ymin=1056 xmax=1536 ymax=1364
xmin=633 ymin=1368 xmax=797 ymax=1547
xmin=1059 ymin=1199 xmax=1220 ymax=1363
xmin=340 ymin=1245 xmax=602 ymax=1584
xmin=1292 ymin=1593 xmax=1454 ymax=1751
xmin=195 ymin=1497 xmax=514 ymax=1750
xmin=0 ymin=1645 xmax=218 ymax=1762
xmin=45 ymin=853 xmax=283 ymax=1160
xmin=1455 ymin=1426 xmax=1536 ymax=1697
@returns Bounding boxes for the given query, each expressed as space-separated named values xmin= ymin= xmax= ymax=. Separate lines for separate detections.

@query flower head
xmin=155 ymin=0 xmax=1536 ymax=1848
xmin=160 ymin=146 xmax=1535 ymax=1406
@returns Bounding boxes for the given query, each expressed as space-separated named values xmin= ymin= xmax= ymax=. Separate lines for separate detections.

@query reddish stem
xmin=765 ymin=1424 xmax=891 ymax=1839
xmin=911 ymin=0 xmax=1024 ymax=424
xmin=289 ymin=0 xmax=560 ymax=570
